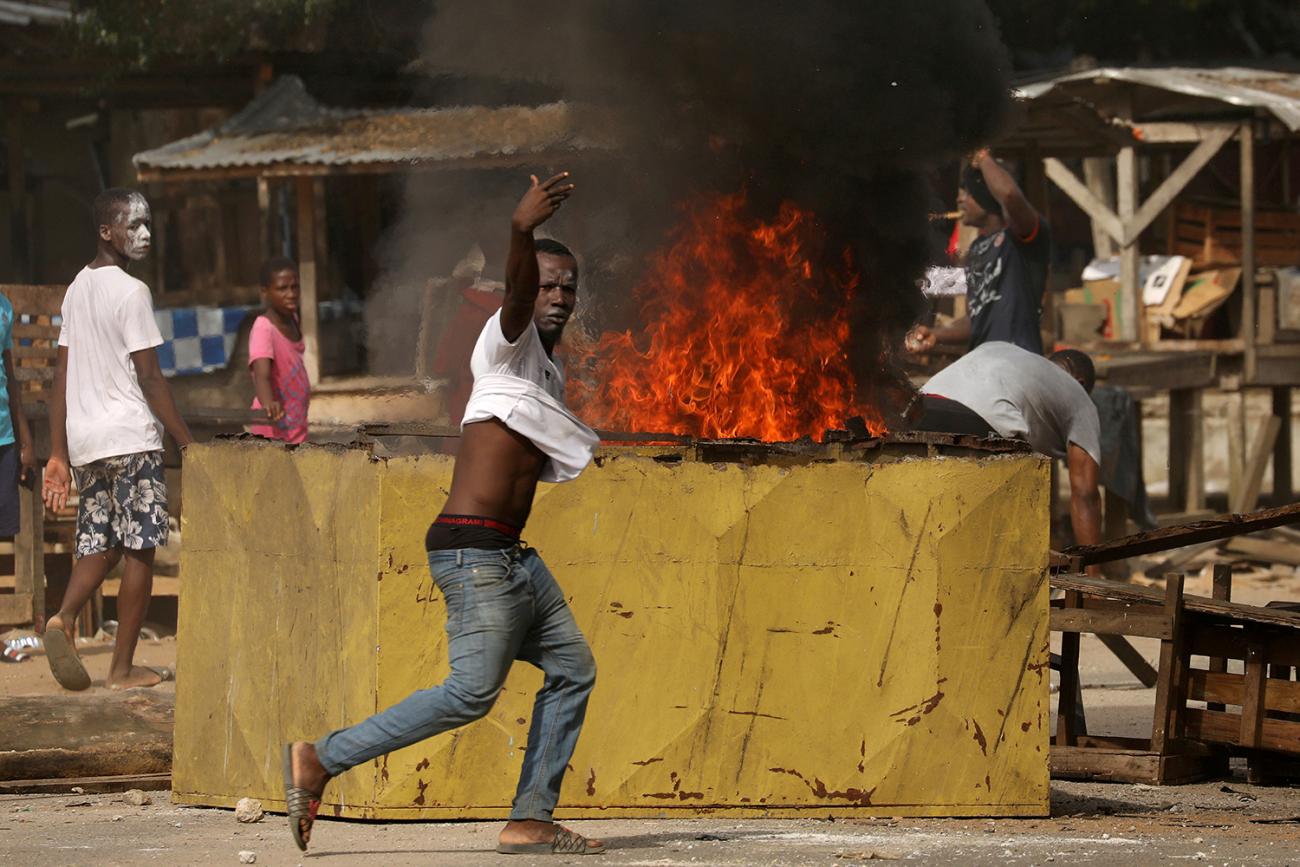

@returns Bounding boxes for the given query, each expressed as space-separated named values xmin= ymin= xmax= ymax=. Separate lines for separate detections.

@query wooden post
xmin=295 ymin=176 xmax=321 ymax=385
xmin=1055 ymin=589 xmax=1083 ymax=747
xmin=1082 ymin=157 xmax=1116 ymax=259
xmin=14 ymin=467 xmax=44 ymax=630
xmin=1117 ymin=143 xmax=1141 ymax=343
xmin=1168 ymin=388 xmax=1205 ymax=513
xmin=1275 ymin=388 xmax=1293 ymax=501
xmin=1150 ymin=573 xmax=1186 ymax=756
xmin=1207 ymin=564 xmax=1231 ymax=713
xmin=1241 ymin=120 xmax=1257 ymax=382
xmin=1226 ymin=389 xmax=1247 ymax=510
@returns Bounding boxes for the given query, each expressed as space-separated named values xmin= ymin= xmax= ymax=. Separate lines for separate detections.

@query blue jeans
xmin=315 ymin=546 xmax=597 ymax=822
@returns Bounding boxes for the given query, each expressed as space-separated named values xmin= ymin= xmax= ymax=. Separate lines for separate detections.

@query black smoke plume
xmin=420 ymin=0 xmax=1012 ymax=430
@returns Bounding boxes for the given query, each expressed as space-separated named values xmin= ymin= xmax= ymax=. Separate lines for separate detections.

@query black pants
xmin=913 ymin=394 xmax=996 ymax=437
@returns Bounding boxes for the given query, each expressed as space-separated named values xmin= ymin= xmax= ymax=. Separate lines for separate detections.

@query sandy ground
xmin=4 ymin=565 xmax=1300 ymax=864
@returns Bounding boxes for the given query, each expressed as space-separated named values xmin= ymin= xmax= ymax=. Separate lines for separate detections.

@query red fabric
xmin=434 ymin=286 xmax=503 ymax=425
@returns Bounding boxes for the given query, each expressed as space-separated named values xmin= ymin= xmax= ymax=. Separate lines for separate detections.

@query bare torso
xmin=442 ymin=418 xmax=547 ymax=528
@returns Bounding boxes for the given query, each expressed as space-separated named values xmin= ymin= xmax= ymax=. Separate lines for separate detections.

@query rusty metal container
xmin=172 ymin=435 xmax=1050 ymax=818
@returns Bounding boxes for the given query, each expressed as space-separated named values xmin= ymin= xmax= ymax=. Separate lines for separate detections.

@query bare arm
xmin=3 ymin=350 xmax=32 ymax=485
xmin=42 ymin=346 xmax=70 ymax=510
xmin=501 ymin=172 xmax=574 ymax=342
xmin=907 ymin=316 xmax=972 ymax=352
xmin=251 ymin=358 xmax=283 ymax=422
xmin=131 ymin=347 xmax=193 ymax=448
xmin=1067 ymin=443 xmax=1103 ymax=577
xmin=974 ymin=150 xmax=1040 ymax=241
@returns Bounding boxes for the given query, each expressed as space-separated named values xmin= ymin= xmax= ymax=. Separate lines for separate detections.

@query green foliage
xmin=71 ymin=0 xmax=344 ymax=70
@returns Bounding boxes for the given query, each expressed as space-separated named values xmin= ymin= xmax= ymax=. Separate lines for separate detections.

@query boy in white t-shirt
xmin=41 ymin=188 xmax=193 ymax=691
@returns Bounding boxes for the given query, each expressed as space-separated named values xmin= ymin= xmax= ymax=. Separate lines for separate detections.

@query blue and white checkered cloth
xmin=28 ymin=299 xmax=361 ymax=378
xmin=154 ymin=306 xmax=258 ymax=378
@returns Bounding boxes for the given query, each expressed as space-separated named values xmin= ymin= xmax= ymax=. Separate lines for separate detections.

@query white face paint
xmin=121 ymin=195 xmax=152 ymax=261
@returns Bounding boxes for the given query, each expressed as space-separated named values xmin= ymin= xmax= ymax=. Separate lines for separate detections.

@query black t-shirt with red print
xmin=964 ymin=218 xmax=1050 ymax=356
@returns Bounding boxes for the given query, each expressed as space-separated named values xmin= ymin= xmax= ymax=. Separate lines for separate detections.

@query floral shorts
xmin=73 ymin=451 xmax=168 ymax=557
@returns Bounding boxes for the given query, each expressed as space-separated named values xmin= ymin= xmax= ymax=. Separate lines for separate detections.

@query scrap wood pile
xmin=1050 ymin=501 xmax=1300 ymax=786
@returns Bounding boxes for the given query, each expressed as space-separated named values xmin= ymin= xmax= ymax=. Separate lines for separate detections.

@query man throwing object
xmin=283 ymin=172 xmax=604 ymax=856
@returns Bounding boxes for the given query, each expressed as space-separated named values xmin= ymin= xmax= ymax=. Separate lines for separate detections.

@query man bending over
xmin=912 ymin=342 xmax=1102 ymax=568
xmin=283 ymin=172 xmax=604 ymax=856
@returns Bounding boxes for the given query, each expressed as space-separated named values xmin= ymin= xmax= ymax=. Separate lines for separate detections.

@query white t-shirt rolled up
xmin=58 ymin=266 xmax=165 ymax=466
xmin=462 ymin=311 xmax=598 ymax=483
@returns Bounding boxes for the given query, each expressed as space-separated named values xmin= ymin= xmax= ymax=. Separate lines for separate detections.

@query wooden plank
xmin=1044 ymin=157 xmax=1123 ymax=244
xmin=1224 ymin=535 xmax=1300 ymax=566
xmin=1241 ymin=415 xmax=1283 ymax=515
xmin=1240 ymin=643 xmax=1267 ymax=749
xmin=12 ymin=322 xmax=60 ymax=340
xmin=1062 ymin=501 xmax=1300 ymax=568
xmin=295 ymin=176 xmax=320 ymax=386
xmin=1097 ymin=634 xmax=1160 ymax=688
xmin=1275 ymin=388 xmax=1293 ymax=500
xmin=1183 ymin=707 xmax=1300 ymax=754
xmin=1082 ymin=157 xmax=1116 ymax=259
xmin=1117 ymin=134 xmax=1141 ymax=344
xmin=1075 ymin=735 xmax=1152 ymax=751
xmin=1188 ymin=668 xmax=1300 ymax=714
xmin=1188 ymin=623 xmax=1300 ymax=669
xmin=1227 ymin=391 xmax=1248 ymax=510
xmin=1136 ymin=121 xmax=1246 ymax=144
xmin=1055 ymin=589 xmax=1083 ymax=747
xmin=1241 ymin=121 xmax=1258 ymax=381
xmin=1051 ymin=608 xmax=1173 ymax=639
xmin=0 ymin=772 xmax=171 ymax=796
xmin=13 ymin=465 xmax=43 ymax=629
xmin=1125 ymin=125 xmax=1237 ymax=245
xmin=1168 ymin=388 xmax=1205 ymax=514
xmin=1050 ymin=746 xmax=1160 ymax=784
xmin=1054 ymin=573 xmax=1300 ymax=630
xmin=1208 ymin=564 xmax=1232 ymax=712
xmin=1151 ymin=574 xmax=1186 ymax=755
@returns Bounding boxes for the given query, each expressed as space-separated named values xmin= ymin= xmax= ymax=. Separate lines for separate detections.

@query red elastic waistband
xmin=434 ymin=514 xmax=522 ymax=538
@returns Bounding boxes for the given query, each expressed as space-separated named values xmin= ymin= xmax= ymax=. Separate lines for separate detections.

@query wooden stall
xmin=998 ymin=67 xmax=1300 ymax=523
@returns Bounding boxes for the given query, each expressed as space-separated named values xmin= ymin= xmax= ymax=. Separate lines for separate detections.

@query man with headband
xmin=909 ymin=149 xmax=1050 ymax=355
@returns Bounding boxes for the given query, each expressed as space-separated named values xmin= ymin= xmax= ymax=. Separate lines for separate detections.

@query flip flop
xmin=283 ymin=743 xmax=323 ymax=852
xmin=42 ymin=627 xmax=91 ymax=691
xmin=107 ymin=666 xmax=174 ymax=690
xmin=497 ymin=826 xmax=607 ymax=855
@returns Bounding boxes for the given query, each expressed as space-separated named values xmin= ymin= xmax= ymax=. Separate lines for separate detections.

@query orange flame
xmin=570 ymin=192 xmax=885 ymax=442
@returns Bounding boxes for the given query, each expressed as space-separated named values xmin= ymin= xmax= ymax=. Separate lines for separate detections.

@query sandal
xmin=42 ymin=626 xmax=91 ymax=691
xmin=497 ymin=826 xmax=607 ymax=855
xmin=282 ymin=743 xmax=324 ymax=852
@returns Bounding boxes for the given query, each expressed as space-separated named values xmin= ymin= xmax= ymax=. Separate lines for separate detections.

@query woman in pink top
xmin=248 ymin=257 xmax=309 ymax=444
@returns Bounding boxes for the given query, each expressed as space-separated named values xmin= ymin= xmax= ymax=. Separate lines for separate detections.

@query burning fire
xmin=571 ymin=192 xmax=885 ymax=442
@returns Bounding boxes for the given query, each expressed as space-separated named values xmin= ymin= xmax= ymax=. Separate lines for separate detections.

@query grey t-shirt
xmin=920 ymin=341 xmax=1101 ymax=465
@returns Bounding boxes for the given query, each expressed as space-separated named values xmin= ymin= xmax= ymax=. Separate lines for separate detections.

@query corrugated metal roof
xmin=1015 ymin=66 xmax=1300 ymax=132
xmin=133 ymin=76 xmax=612 ymax=179
xmin=0 ymin=1 xmax=72 ymax=26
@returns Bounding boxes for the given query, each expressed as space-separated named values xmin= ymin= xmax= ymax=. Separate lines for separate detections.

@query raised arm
xmin=131 ymin=348 xmax=193 ymax=449
xmin=973 ymin=150 xmax=1040 ymax=242
xmin=1066 ymin=442 xmax=1103 ymax=577
xmin=502 ymin=172 xmax=574 ymax=342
